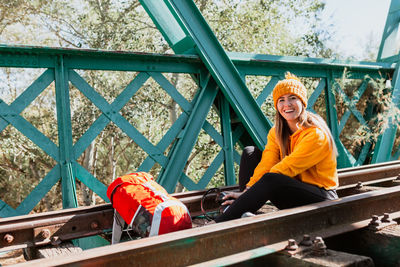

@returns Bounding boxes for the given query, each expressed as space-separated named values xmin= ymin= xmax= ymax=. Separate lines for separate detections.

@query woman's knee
xmin=242 ymin=146 xmax=258 ymax=158
xmin=254 ymin=172 xmax=292 ymax=190
xmin=241 ymin=146 xmax=262 ymax=163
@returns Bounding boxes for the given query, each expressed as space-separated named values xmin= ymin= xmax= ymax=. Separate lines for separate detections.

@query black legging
xmin=215 ymin=146 xmax=338 ymax=222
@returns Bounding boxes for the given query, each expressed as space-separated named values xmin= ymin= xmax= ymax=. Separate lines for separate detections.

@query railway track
xmin=1 ymin=160 xmax=400 ymax=266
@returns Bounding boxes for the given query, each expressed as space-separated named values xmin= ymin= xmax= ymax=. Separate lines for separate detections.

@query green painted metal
xmin=0 ymin=69 xmax=54 ymax=132
xmin=164 ymin=0 xmax=271 ymax=148
xmin=377 ymin=0 xmax=400 ymax=62
xmin=0 ymin=91 xmax=59 ymax=161
xmin=372 ymin=60 xmax=400 ymax=163
xmin=217 ymin=94 xmax=236 ymax=186
xmin=0 ymin=45 xmax=397 ymax=216
xmin=1 ymin=0 xmax=400 ymax=216
xmin=158 ymin=76 xmax=218 ymax=192
xmin=139 ymin=0 xmax=195 ymax=54
xmin=337 ymin=79 xmax=369 ymax=133
xmin=72 ymin=72 xmax=149 ymax=158
xmin=307 ymin=78 xmax=326 ymax=113
xmin=55 ymin=56 xmax=78 ymax=209
xmin=326 ymin=72 xmax=356 ymax=167
xmin=16 ymin=165 xmax=61 ymax=214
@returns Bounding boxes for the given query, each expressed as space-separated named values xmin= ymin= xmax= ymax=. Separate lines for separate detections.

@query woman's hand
xmin=221 ymin=191 xmax=242 ymax=206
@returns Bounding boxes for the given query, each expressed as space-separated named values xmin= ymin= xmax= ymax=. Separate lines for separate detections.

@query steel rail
xmin=0 ymin=191 xmax=229 ymax=252
xmin=338 ymin=161 xmax=400 ymax=186
xmin=338 ymin=159 xmax=400 ymax=174
xmin=14 ymin=185 xmax=400 ymax=267
xmin=1 ymin=161 xmax=399 ymax=252
xmin=193 ymin=210 xmax=400 ymax=267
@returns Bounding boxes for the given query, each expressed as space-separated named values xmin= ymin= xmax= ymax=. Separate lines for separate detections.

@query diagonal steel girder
xmin=157 ymin=77 xmax=219 ymax=192
xmin=377 ymin=0 xmax=400 ymax=62
xmin=141 ymin=0 xmax=270 ymax=148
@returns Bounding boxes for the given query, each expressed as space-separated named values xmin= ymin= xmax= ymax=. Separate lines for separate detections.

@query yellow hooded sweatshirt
xmin=246 ymin=126 xmax=338 ymax=190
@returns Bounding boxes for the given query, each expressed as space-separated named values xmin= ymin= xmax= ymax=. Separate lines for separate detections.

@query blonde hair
xmin=275 ymin=106 xmax=338 ymax=158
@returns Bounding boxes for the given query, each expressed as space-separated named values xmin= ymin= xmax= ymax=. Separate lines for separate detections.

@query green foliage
xmin=335 ymin=69 xmax=400 ymax=161
xmin=198 ymin=0 xmax=333 ymax=57
xmin=0 ymin=0 xmax=338 ymax=212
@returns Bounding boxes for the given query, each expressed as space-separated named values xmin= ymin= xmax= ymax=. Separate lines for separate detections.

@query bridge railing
xmin=0 ymin=45 xmax=397 ymax=217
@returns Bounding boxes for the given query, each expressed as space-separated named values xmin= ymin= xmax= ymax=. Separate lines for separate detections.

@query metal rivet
xmin=40 ymin=229 xmax=51 ymax=239
xmin=370 ymin=215 xmax=381 ymax=226
xmin=382 ymin=213 xmax=392 ymax=223
xmin=312 ymin=236 xmax=327 ymax=256
xmin=356 ymin=181 xmax=363 ymax=189
xmin=368 ymin=215 xmax=382 ymax=230
xmin=51 ymin=236 xmax=61 ymax=246
xmin=3 ymin=234 xmax=14 ymax=244
xmin=285 ymin=239 xmax=298 ymax=251
xmin=90 ymin=221 xmax=99 ymax=230
xmin=300 ymin=234 xmax=313 ymax=246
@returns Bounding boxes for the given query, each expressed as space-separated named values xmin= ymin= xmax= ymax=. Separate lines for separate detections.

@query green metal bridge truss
xmin=0 ymin=0 xmax=400 ymax=217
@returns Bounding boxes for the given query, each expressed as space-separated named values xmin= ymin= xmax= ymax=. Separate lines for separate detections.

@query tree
xmin=0 ymin=0 xmax=334 ymax=211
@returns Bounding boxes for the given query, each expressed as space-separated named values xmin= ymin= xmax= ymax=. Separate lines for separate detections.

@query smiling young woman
xmin=214 ymin=72 xmax=339 ymax=223
xmin=276 ymin=94 xmax=303 ymax=133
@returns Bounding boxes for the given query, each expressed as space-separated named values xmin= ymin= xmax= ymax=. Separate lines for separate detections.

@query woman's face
xmin=276 ymin=94 xmax=303 ymax=124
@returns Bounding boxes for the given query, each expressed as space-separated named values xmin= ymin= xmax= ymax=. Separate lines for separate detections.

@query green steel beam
xmin=69 ymin=70 xmax=168 ymax=166
xmin=74 ymin=163 xmax=108 ymax=201
xmin=0 ymin=69 xmax=54 ymax=132
xmin=138 ymin=73 xmax=234 ymax=180
xmin=326 ymin=72 xmax=356 ymax=167
xmin=178 ymin=125 xmax=243 ymax=191
xmin=72 ymin=72 xmax=150 ymax=158
xmin=192 ymin=152 xmax=224 ymax=190
xmin=138 ymin=113 xmax=188 ymax=172
xmin=217 ymin=93 xmax=236 ymax=186
xmin=377 ymin=0 xmax=400 ymax=62
xmin=336 ymin=79 xmax=369 ymax=134
xmin=54 ymin=56 xmax=78 ymax=209
xmin=307 ymin=78 xmax=326 ymax=111
xmin=137 ymin=90 xmax=206 ymax=173
xmin=372 ymin=60 xmax=400 ymax=162
xmin=230 ymin=52 xmax=394 ymax=73
xmin=164 ymin=0 xmax=270 ymax=148
xmin=0 ymin=201 xmax=18 ymax=217
xmin=0 ymin=37 xmax=398 ymax=216
xmin=356 ymin=142 xmax=372 ymax=166
xmin=15 ymin=165 xmax=61 ymax=214
xmin=64 ymin=55 xmax=202 ymax=73
xmin=0 ymin=100 xmax=60 ymax=162
xmin=255 ymin=76 xmax=279 ymax=107
xmin=0 ymin=45 xmax=394 ymax=75
xmin=0 ymin=45 xmax=203 ymax=72
xmin=139 ymin=0 xmax=195 ymax=54
xmin=158 ymin=77 xmax=219 ymax=193
xmin=374 ymin=0 xmax=400 ymax=161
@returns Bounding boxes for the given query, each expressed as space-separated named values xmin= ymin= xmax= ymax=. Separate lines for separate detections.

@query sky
xmin=321 ymin=0 xmax=392 ymax=60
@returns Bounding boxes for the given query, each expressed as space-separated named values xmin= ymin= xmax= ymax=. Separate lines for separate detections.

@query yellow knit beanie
xmin=272 ymin=72 xmax=307 ymax=108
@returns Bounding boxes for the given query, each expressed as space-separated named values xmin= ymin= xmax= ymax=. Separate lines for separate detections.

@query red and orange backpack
xmin=107 ymin=172 xmax=192 ymax=239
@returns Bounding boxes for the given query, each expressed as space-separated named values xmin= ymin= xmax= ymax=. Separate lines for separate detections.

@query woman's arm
xmin=270 ymin=127 xmax=332 ymax=177
xmin=246 ymin=129 xmax=280 ymax=187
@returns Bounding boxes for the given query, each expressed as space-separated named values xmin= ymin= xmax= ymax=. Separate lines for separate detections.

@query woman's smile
xmin=277 ymin=94 xmax=303 ymax=131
